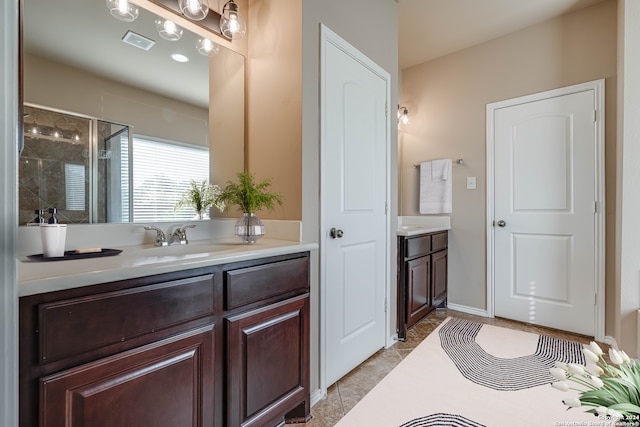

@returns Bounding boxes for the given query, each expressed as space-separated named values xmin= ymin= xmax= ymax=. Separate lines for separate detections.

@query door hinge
xmin=385 ymin=102 xmax=388 ymax=118
xmin=384 ymin=298 xmax=388 ymax=313
xmin=594 ymin=201 xmax=598 ymax=213
xmin=594 ymin=293 xmax=597 ymax=306
xmin=593 ymin=110 xmax=597 ymax=122
xmin=385 ymin=201 xmax=388 ymax=214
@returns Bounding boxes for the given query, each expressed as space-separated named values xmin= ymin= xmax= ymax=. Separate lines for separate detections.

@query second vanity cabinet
xmin=397 ymin=231 xmax=448 ymax=340
xmin=19 ymin=252 xmax=310 ymax=427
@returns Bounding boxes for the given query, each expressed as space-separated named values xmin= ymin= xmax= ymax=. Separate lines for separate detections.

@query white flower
xmin=568 ymin=363 xmax=585 ymax=376
xmin=595 ymin=406 xmax=608 ymax=416
xmin=620 ymin=350 xmax=631 ymax=364
xmin=550 ymin=367 xmax=568 ymax=381
xmin=589 ymin=375 xmax=604 ymax=388
xmin=583 ymin=348 xmax=600 ymax=364
xmin=609 ymin=348 xmax=625 ymax=365
xmin=589 ymin=341 xmax=604 ymax=357
xmin=552 ymin=381 xmax=570 ymax=392
xmin=588 ymin=365 xmax=604 ymax=377
xmin=563 ymin=397 xmax=582 ymax=408
xmin=554 ymin=361 xmax=569 ymax=370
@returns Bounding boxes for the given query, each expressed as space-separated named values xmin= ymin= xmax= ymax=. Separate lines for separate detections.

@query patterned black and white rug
xmin=335 ymin=318 xmax=595 ymax=427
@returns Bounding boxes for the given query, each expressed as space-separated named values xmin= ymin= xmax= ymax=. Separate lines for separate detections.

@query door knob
xmin=330 ymin=228 xmax=344 ymax=239
xmin=495 ymin=220 xmax=506 ymax=227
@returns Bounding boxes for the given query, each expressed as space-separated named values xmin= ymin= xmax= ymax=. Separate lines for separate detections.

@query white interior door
xmin=321 ymin=26 xmax=389 ymax=386
xmin=491 ymin=86 xmax=602 ymax=337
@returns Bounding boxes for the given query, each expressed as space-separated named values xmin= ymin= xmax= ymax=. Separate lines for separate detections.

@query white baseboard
xmin=310 ymin=388 xmax=325 ymax=407
xmin=446 ymin=303 xmax=490 ymax=318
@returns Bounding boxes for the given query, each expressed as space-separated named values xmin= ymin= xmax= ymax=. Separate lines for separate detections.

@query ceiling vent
xmin=122 ymin=30 xmax=155 ymax=51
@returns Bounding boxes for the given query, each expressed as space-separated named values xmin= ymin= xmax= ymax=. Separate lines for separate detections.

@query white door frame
xmin=319 ymin=24 xmax=392 ymax=394
xmin=486 ymin=79 xmax=605 ymax=341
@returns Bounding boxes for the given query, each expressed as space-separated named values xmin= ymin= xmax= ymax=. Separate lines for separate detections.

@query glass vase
xmin=233 ymin=213 xmax=265 ymax=244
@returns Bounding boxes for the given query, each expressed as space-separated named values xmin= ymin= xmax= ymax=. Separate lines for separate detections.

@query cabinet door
xmin=406 ymin=255 xmax=431 ymax=328
xmin=432 ymin=249 xmax=448 ymax=308
xmin=40 ymin=325 xmax=215 ymax=427
xmin=227 ymin=294 xmax=310 ymax=427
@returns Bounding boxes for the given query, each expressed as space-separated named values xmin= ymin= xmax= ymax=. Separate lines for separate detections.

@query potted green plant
xmin=174 ymin=179 xmax=225 ymax=220
xmin=215 ymin=171 xmax=284 ymax=243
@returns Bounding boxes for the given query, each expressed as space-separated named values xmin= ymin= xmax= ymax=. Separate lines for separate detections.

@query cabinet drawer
xmin=38 ymin=274 xmax=215 ymax=364
xmin=432 ymin=232 xmax=448 ymax=251
xmin=225 ymin=257 xmax=309 ymax=310
xmin=406 ymin=235 xmax=431 ymax=258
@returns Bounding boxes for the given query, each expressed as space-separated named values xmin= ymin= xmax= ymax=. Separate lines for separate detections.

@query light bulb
xmin=220 ymin=0 xmax=246 ymax=40
xmin=105 ymin=0 xmax=139 ymax=22
xmin=178 ymin=0 xmax=208 ymax=21
xmin=155 ymin=19 xmax=183 ymax=41
xmin=196 ymin=38 xmax=219 ymax=56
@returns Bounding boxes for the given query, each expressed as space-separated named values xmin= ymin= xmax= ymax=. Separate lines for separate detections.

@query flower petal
xmin=595 ymin=406 xmax=608 ymax=416
xmin=551 ymin=381 xmax=570 ymax=392
xmin=590 ymin=375 xmax=604 ymax=388
xmin=568 ymin=363 xmax=585 ymax=376
xmin=550 ymin=367 xmax=568 ymax=381
xmin=609 ymin=348 xmax=624 ymax=365
xmin=554 ymin=361 xmax=569 ymax=370
xmin=563 ymin=397 xmax=581 ymax=408
xmin=582 ymin=348 xmax=600 ymax=364
xmin=589 ymin=341 xmax=604 ymax=356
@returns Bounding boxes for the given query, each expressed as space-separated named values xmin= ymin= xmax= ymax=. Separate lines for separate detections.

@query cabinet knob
xmin=330 ymin=228 xmax=344 ymax=239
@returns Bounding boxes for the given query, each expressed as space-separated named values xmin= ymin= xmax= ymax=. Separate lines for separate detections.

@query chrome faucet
xmin=168 ymin=224 xmax=196 ymax=245
xmin=144 ymin=225 xmax=168 ymax=246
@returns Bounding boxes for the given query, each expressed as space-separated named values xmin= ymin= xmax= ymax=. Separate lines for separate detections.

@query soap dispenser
xmin=47 ymin=207 xmax=59 ymax=224
xmin=30 ymin=209 xmax=45 ymax=226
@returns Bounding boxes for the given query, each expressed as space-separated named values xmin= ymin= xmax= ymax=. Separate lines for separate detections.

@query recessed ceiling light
xmin=122 ymin=30 xmax=155 ymax=51
xmin=171 ymin=53 xmax=190 ymax=63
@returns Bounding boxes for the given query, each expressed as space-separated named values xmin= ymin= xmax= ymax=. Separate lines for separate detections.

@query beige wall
xmin=245 ymin=0 xmax=302 ymax=220
xmin=400 ymin=0 xmax=617 ymax=330
xmin=24 ymin=54 xmax=209 ymax=148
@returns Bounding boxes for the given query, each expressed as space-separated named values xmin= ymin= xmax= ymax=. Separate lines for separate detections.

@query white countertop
xmin=396 ymin=225 xmax=450 ymax=237
xmin=18 ymin=237 xmax=318 ymax=297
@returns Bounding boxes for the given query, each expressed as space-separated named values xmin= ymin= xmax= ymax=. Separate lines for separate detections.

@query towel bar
xmin=414 ymin=158 xmax=464 ymax=168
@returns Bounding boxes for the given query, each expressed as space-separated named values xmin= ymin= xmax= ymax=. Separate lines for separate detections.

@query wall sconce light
xmin=155 ymin=18 xmax=184 ymax=41
xmin=105 ymin=0 xmax=139 ymax=22
xmin=398 ymin=106 xmax=409 ymax=124
xmin=196 ymin=38 xmax=220 ymax=56
xmin=178 ymin=0 xmax=208 ymax=21
xmin=220 ymin=0 xmax=246 ymax=40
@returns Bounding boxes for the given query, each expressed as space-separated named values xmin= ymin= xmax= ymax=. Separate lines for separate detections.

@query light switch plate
xmin=467 ymin=176 xmax=477 ymax=190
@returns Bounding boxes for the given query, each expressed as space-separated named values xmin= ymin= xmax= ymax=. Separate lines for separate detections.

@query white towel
xmin=419 ymin=160 xmax=452 ymax=214
xmin=431 ymin=158 xmax=451 ymax=181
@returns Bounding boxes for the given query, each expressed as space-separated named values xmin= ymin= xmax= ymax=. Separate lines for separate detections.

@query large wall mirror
xmin=20 ymin=0 xmax=245 ymax=225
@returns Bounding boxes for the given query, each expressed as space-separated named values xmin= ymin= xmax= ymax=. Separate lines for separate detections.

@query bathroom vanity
xmin=18 ymin=241 xmax=314 ymax=427
xmin=397 ymin=228 xmax=448 ymax=340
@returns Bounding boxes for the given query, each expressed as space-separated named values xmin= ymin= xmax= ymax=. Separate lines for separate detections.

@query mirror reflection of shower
xmin=20 ymin=105 xmax=131 ymax=225
xmin=20 ymin=104 xmax=211 ymax=225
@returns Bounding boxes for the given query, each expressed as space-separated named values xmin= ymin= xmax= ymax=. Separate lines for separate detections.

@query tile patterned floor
xmin=294 ymin=308 xmax=595 ymax=427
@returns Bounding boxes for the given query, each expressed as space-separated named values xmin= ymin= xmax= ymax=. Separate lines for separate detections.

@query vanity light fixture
xmin=398 ymin=105 xmax=409 ymax=124
xmin=196 ymin=38 xmax=219 ymax=56
xmin=178 ymin=0 xmax=208 ymax=21
xmin=105 ymin=0 xmax=139 ymax=22
xmin=155 ymin=18 xmax=184 ymax=41
xmin=220 ymin=0 xmax=246 ymax=40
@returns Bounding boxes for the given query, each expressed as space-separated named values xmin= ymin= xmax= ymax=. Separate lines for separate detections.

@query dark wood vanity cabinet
xmin=397 ymin=231 xmax=448 ymax=340
xmin=19 ymin=252 xmax=311 ymax=427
